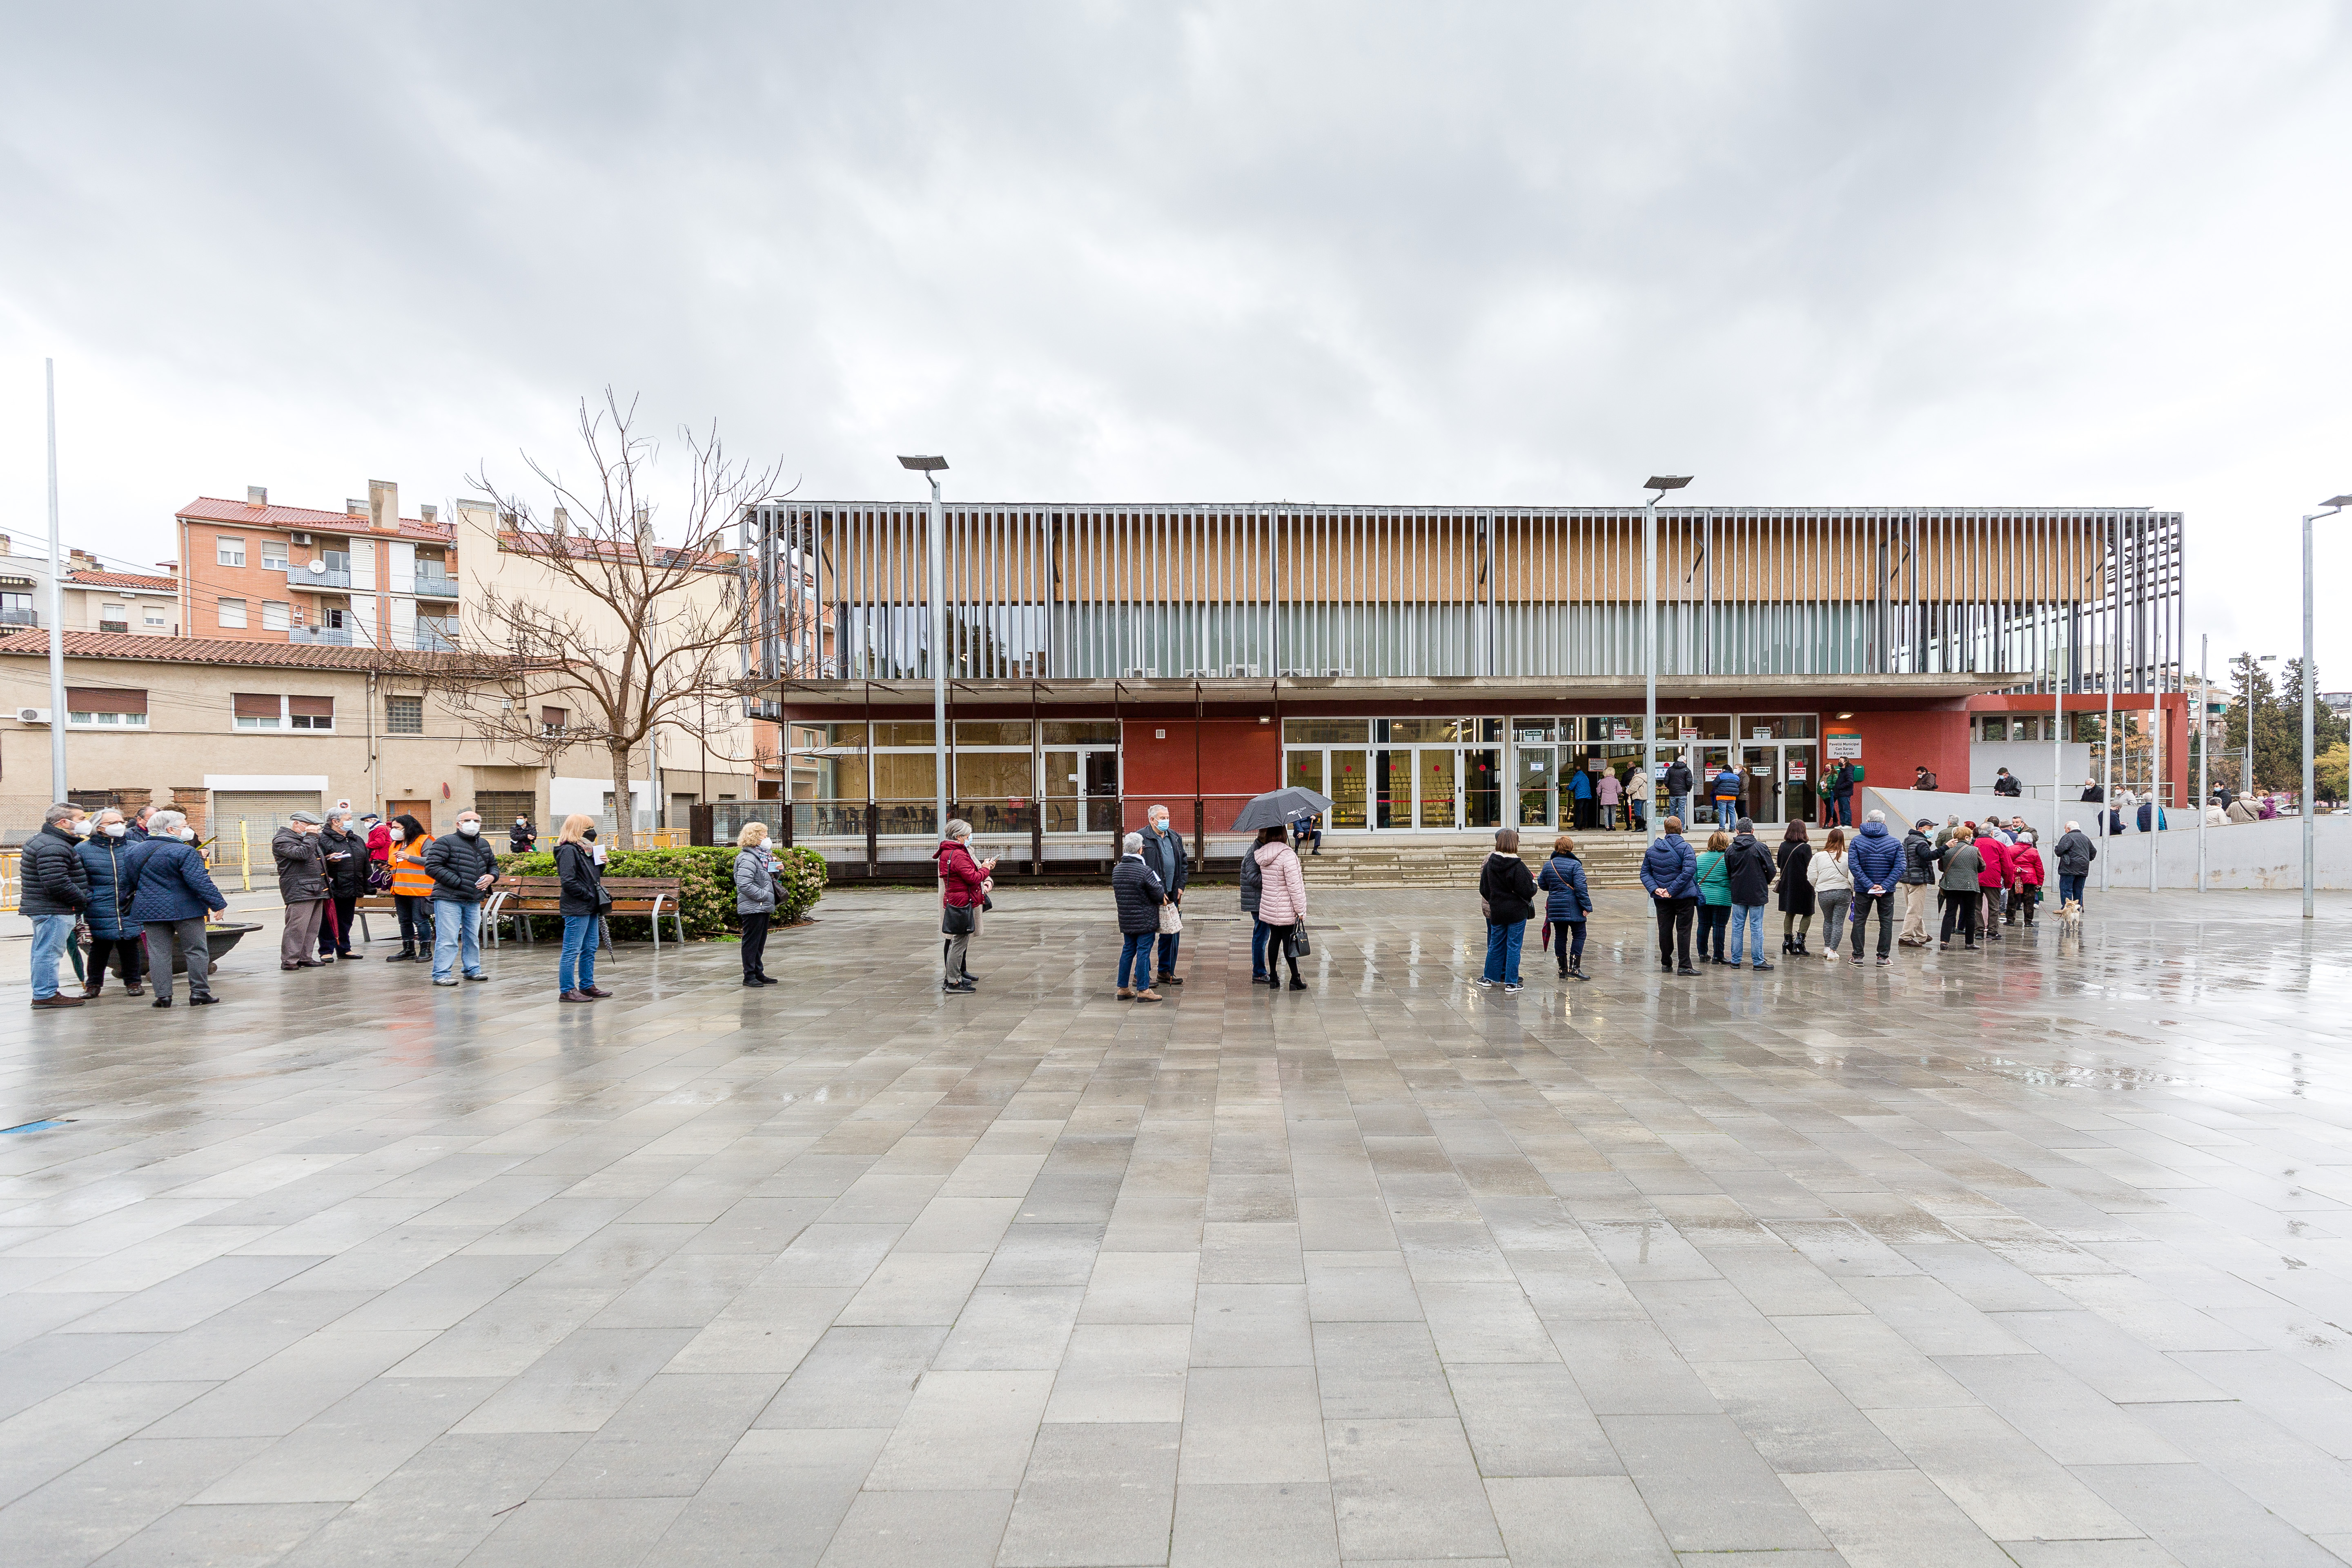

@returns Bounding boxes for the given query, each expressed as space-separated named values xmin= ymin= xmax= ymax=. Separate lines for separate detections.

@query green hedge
xmin=494 ymin=844 xmax=827 ymax=940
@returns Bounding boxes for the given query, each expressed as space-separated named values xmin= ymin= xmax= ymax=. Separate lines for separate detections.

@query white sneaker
xmin=1503 ymin=983 xmax=1523 ymax=995
xmin=1474 ymin=978 xmax=1496 ymax=989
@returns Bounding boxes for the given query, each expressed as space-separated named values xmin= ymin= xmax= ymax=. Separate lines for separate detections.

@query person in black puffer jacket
xmin=1722 ymin=820 xmax=1777 ymax=971
xmin=1477 ymin=829 xmax=1539 ymax=992
xmin=555 ymin=814 xmax=610 ymax=1000
xmin=316 ymin=810 xmax=371 ymax=962
xmin=421 ymin=808 xmax=501 ymax=984
xmin=23 ymin=804 xmax=94 ymax=1007
xmin=1112 ymin=831 xmax=1168 ymax=1001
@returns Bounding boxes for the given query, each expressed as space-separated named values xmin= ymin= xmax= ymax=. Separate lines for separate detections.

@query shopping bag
xmin=1157 ymin=902 xmax=1183 ymax=935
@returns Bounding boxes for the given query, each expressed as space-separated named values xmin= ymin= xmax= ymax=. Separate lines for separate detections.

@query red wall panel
xmin=1845 ymin=707 xmax=1970 ymax=795
xmin=1122 ymin=719 xmax=1281 ymax=832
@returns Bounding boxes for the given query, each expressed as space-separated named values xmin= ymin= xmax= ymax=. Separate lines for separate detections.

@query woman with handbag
xmin=937 ymin=818 xmax=991 ymax=994
xmin=735 ymin=821 xmax=782 ymax=987
xmin=1251 ymin=824 xmax=1310 ymax=991
xmin=554 ymin=815 xmax=611 ymax=1002
xmin=1112 ymin=831 xmax=1167 ymax=1002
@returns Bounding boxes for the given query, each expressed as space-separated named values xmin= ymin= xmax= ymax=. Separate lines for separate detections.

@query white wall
xmin=1971 ymin=741 xmax=2093 ymax=797
xmin=550 ymin=775 xmax=652 ymax=817
xmin=1862 ymin=785 xmax=2352 ymax=890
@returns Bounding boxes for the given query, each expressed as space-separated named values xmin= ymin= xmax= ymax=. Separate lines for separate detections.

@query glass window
xmin=1674 ymin=715 xmax=1732 ymax=739
xmin=1283 ymin=718 xmax=1369 ymax=744
xmin=1042 ymin=720 xmax=1119 ymax=744
xmin=262 ymin=600 xmax=290 ymax=631
xmin=291 ymin=713 xmax=332 ymax=731
xmin=143 ymin=606 xmax=165 ymax=626
xmin=1586 ymin=717 xmax=1638 ymax=742
xmin=1478 ymin=718 xmax=1503 ymax=742
xmin=823 ymin=723 xmax=868 ymax=747
xmin=261 ymin=540 xmax=289 ymax=570
xmin=218 ymin=597 xmax=247 ymax=628
xmin=1329 ymin=749 xmax=1368 ymax=829
xmin=1740 ymin=714 xmax=1816 ymax=739
xmin=1511 ymin=719 xmax=1556 ymax=742
xmin=385 ymin=696 xmax=423 ymax=734
xmin=68 ymin=710 xmax=148 ymax=728
xmin=954 ymin=753 xmax=1033 ymax=799
xmin=1286 ymin=751 xmax=1325 ymax=795
xmin=873 ymin=722 xmax=935 ymax=747
xmin=1379 ymin=717 xmax=1469 ymax=744
xmin=954 ymin=721 xmax=1031 ymax=746
xmin=216 ymin=537 xmax=245 ymax=567
xmin=871 ymin=751 xmax=938 ymax=803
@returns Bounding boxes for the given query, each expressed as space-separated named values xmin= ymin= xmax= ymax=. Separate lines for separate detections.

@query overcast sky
xmin=3 ymin=3 xmax=2348 ymax=680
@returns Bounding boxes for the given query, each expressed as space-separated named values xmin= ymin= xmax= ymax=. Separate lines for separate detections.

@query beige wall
xmin=0 ymin=652 xmax=669 ymax=836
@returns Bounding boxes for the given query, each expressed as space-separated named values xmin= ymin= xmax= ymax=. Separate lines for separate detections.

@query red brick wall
xmin=1845 ymin=707 xmax=1970 ymax=794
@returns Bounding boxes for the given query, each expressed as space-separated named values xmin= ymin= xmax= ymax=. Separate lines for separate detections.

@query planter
xmin=154 ymin=922 xmax=262 ymax=974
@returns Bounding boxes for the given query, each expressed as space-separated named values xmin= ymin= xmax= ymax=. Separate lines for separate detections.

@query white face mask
xmin=178 ymin=827 xmax=196 ymax=841
xmin=388 ymin=827 xmax=404 ymax=842
xmin=104 ymin=823 xmax=125 ymax=838
xmin=457 ymin=821 xmax=481 ymax=837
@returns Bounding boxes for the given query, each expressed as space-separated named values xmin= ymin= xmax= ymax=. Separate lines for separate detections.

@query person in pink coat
xmin=1973 ymin=826 xmax=2013 ymax=940
xmin=1251 ymin=826 xmax=1310 ymax=991
xmin=1596 ymin=768 xmax=1623 ymax=831
xmin=2006 ymin=832 xmax=2045 ymax=927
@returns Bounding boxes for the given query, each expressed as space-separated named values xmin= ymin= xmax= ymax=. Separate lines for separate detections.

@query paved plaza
xmin=6 ymin=884 xmax=2352 ymax=1566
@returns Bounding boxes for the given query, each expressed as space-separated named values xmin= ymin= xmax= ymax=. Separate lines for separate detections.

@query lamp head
xmin=1643 ymin=475 xmax=1693 ymax=494
xmin=2322 ymin=494 xmax=2351 ymax=509
xmin=897 ymin=455 xmax=949 ymax=472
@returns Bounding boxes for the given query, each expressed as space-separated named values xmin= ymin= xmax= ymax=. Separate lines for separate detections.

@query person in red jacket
xmin=2006 ymin=831 xmax=2045 ymax=927
xmin=1973 ymin=826 xmax=2013 ymax=941
xmin=935 ymin=819 xmax=993 ymax=993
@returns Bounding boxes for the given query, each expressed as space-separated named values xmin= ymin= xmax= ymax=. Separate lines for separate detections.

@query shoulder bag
xmin=1157 ymin=900 xmax=1183 ymax=935
xmin=942 ymin=899 xmax=975 ymax=935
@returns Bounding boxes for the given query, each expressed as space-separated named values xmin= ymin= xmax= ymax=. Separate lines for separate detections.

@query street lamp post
xmin=1641 ymin=476 xmax=1692 ymax=842
xmin=43 ymin=361 xmax=68 ymax=804
xmin=899 ymin=455 xmax=950 ymax=840
xmin=2304 ymin=494 xmax=2350 ymax=919
xmin=2198 ymin=634 xmax=2208 ymax=894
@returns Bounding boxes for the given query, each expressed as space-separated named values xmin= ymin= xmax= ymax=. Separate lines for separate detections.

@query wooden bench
xmin=483 ymin=875 xmax=687 ymax=951
xmin=352 ymin=879 xmax=519 ymax=947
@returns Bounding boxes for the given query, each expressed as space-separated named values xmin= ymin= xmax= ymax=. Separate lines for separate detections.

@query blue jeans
xmin=1154 ymin=929 xmax=1180 ymax=978
xmin=29 ymin=913 xmax=75 ymax=999
xmin=2059 ymin=873 xmax=2086 ymax=907
xmin=1833 ymin=794 xmax=1853 ymax=826
xmin=1118 ymin=931 xmax=1154 ymax=989
xmin=560 ymin=915 xmax=599 ymax=992
xmin=1668 ymin=794 xmax=1688 ymax=826
xmin=1250 ymin=919 xmax=1274 ymax=977
xmin=1728 ymin=903 xmax=1767 ymax=965
xmin=1483 ymin=921 xmax=1526 ymax=985
xmin=432 ymin=899 xmax=482 ymax=981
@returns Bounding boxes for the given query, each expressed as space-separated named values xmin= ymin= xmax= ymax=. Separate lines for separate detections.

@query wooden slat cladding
xmin=749 ymin=503 xmax=2178 ymax=693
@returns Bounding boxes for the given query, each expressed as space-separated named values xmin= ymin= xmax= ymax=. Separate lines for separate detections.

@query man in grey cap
xmin=273 ymin=811 xmax=331 ymax=968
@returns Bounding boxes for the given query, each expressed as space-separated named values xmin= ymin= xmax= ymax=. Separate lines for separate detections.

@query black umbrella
xmin=1230 ymin=786 xmax=1335 ymax=832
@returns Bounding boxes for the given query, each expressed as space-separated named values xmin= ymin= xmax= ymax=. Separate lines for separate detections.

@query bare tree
xmin=441 ymin=391 xmax=786 ymax=849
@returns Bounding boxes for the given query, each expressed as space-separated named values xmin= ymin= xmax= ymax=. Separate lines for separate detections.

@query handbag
xmin=942 ymin=901 xmax=975 ymax=935
xmin=1157 ymin=901 xmax=1182 ymax=935
xmin=1285 ymin=921 xmax=1311 ymax=958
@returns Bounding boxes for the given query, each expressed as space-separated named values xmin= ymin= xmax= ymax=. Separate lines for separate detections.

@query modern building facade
xmin=743 ymin=501 xmax=2188 ymax=870
xmin=175 ymin=483 xmax=461 ymax=651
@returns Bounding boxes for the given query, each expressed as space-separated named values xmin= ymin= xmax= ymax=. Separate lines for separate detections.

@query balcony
xmin=0 ymin=608 xmax=38 ymax=628
xmin=296 ymin=566 xmax=353 ymax=590
xmin=412 ymin=624 xmax=458 ymax=653
xmin=411 ymin=568 xmax=458 ymax=599
xmin=98 ymin=621 xmax=129 ymax=635
xmin=288 ymin=625 xmax=354 ymax=646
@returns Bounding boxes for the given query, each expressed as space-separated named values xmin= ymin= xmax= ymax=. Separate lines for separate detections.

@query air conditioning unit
xmin=290 ymin=532 xmax=313 ymax=545
xmin=1123 ymin=666 xmax=1158 ymax=679
xmin=16 ymin=706 xmax=51 ymax=724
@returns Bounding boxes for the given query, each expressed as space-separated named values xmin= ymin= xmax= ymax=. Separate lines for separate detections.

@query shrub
xmin=495 ymin=844 xmax=827 ymax=940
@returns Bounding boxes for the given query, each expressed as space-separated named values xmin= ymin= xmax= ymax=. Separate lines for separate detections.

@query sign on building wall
xmin=1825 ymin=733 xmax=1862 ymax=760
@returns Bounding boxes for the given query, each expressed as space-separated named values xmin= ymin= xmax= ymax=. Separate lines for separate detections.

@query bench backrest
xmin=501 ymin=875 xmax=681 ymax=896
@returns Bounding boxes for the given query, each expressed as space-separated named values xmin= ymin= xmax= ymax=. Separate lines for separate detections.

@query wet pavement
xmin=4 ymin=885 xmax=2352 ymax=1566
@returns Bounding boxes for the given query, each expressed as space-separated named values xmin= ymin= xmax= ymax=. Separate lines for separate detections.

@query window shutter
xmin=232 ymin=693 xmax=280 ymax=718
xmin=66 ymin=686 xmax=147 ymax=715
xmin=287 ymin=695 xmax=334 ymax=718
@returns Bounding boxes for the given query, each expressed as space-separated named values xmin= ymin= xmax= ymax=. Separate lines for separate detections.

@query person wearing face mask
xmin=315 ymin=809 xmax=369 ymax=962
xmin=75 ymin=808 xmax=146 ymax=997
xmin=510 ymin=815 xmax=538 ymax=854
xmin=124 ymin=810 xmax=226 ymax=1007
xmin=384 ymin=814 xmax=434 ymax=961
xmin=273 ymin=812 xmax=332 ymax=969
xmin=124 ymin=804 xmax=155 ymax=844
xmin=22 ymin=803 xmax=94 ymax=1008
xmin=1139 ymin=804 xmax=1189 ymax=987
xmin=363 ymin=812 xmax=390 ymax=865
xmin=422 ymin=807 xmax=499 ymax=984
xmin=555 ymin=814 xmax=612 ymax=1001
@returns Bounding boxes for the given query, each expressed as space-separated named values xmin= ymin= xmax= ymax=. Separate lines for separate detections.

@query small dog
xmin=2057 ymin=898 xmax=2084 ymax=937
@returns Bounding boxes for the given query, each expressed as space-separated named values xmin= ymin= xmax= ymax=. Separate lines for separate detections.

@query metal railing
xmin=412 ymin=570 xmax=459 ymax=598
xmin=289 ymin=625 xmax=354 ymax=646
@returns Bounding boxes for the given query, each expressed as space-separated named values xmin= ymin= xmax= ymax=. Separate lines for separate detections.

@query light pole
xmin=899 ymin=454 xmax=949 ymax=839
xmin=2304 ymin=494 xmax=2350 ymax=919
xmin=2236 ymin=652 xmax=2276 ymax=802
xmin=43 ymin=361 xmax=67 ymax=804
xmin=1641 ymin=476 xmax=1692 ymax=842
xmin=2198 ymin=634 xmax=2208 ymax=894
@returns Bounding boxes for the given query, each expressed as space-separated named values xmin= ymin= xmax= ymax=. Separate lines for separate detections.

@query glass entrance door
xmin=1462 ymin=748 xmax=1501 ymax=829
xmin=1742 ymin=746 xmax=1778 ymax=824
xmin=1418 ymin=749 xmax=1458 ymax=828
xmin=1515 ymin=747 xmax=1554 ymax=828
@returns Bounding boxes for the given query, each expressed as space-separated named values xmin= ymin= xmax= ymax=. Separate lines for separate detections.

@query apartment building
xmin=175 ymin=481 xmax=459 ymax=651
xmin=0 ymin=536 xmax=181 ymax=637
xmin=0 ymin=631 xmax=757 ymax=844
